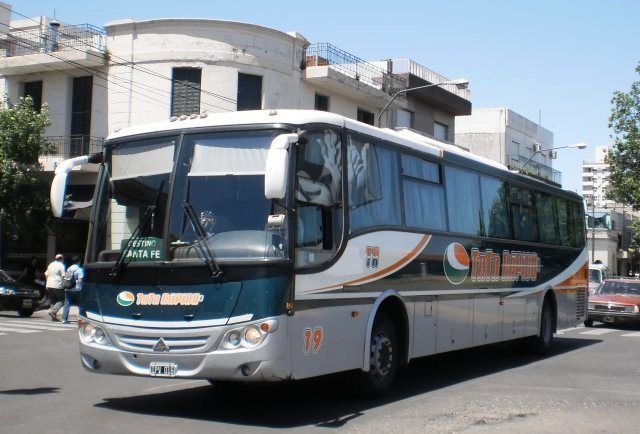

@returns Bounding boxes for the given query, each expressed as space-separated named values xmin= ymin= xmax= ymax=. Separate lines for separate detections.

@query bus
xmin=50 ymin=110 xmax=588 ymax=396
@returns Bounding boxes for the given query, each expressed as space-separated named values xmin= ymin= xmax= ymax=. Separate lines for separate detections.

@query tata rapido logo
xmin=443 ymin=243 xmax=470 ymax=285
xmin=116 ymin=291 xmax=135 ymax=306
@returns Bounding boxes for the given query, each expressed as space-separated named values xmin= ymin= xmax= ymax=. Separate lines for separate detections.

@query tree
xmin=0 ymin=96 xmax=52 ymax=265
xmin=606 ymin=62 xmax=640 ymax=209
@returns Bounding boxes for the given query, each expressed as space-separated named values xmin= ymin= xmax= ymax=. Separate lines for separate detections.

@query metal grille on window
xmin=171 ymin=68 xmax=202 ymax=117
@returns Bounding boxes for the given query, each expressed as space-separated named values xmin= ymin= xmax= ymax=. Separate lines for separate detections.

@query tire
xmin=356 ymin=313 xmax=399 ymax=398
xmin=583 ymin=319 xmax=594 ymax=327
xmin=527 ymin=301 xmax=554 ymax=355
xmin=17 ymin=306 xmax=35 ymax=317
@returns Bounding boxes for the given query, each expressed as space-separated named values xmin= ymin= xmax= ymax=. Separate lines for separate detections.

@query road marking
xmin=621 ymin=332 xmax=640 ymax=337
xmin=0 ymin=326 xmax=39 ymax=333
xmin=579 ymin=329 xmax=616 ymax=335
xmin=0 ymin=320 xmax=76 ymax=330
xmin=0 ymin=321 xmax=71 ymax=331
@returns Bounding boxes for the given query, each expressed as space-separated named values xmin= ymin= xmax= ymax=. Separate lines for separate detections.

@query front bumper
xmin=0 ymin=295 xmax=37 ymax=310
xmin=78 ymin=315 xmax=291 ymax=381
xmin=587 ymin=310 xmax=640 ymax=324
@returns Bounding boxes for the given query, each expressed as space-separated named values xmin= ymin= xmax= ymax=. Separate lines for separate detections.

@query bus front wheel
xmin=357 ymin=312 xmax=399 ymax=398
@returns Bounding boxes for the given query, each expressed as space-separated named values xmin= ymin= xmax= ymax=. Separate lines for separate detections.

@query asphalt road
xmin=1 ymin=311 xmax=639 ymax=434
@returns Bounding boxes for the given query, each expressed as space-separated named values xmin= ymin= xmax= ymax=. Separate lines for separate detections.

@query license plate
xmin=21 ymin=299 xmax=33 ymax=308
xmin=149 ymin=362 xmax=177 ymax=377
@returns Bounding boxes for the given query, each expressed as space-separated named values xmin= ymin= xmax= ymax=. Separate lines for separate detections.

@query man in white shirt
xmin=45 ymin=254 xmax=66 ymax=321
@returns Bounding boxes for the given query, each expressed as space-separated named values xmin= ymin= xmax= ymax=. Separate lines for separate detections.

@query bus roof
xmin=106 ymin=109 xmax=581 ymax=200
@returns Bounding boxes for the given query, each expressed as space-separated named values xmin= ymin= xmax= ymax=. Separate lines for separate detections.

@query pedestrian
xmin=18 ymin=256 xmax=44 ymax=302
xmin=61 ymin=256 xmax=83 ymax=324
xmin=45 ymin=254 xmax=66 ymax=321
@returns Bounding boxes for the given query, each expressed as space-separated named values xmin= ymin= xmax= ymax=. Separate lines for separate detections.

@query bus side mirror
xmin=265 ymin=133 xmax=298 ymax=199
xmin=50 ymin=154 xmax=97 ymax=217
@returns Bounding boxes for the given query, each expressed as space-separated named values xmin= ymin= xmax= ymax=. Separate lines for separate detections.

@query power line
xmin=0 ymin=4 xmax=238 ymax=106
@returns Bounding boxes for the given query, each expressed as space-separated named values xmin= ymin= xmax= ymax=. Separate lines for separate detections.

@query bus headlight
xmin=219 ymin=319 xmax=278 ymax=350
xmin=80 ymin=322 xmax=111 ymax=346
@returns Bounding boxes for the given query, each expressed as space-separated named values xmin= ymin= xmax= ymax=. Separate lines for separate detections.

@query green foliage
xmin=606 ymin=62 xmax=640 ymax=210
xmin=0 ymin=96 xmax=52 ymax=233
xmin=629 ymin=219 xmax=640 ymax=252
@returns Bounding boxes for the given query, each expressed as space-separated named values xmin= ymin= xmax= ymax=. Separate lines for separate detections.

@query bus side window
xmin=294 ymin=129 xmax=343 ymax=268
xmin=347 ymin=134 xmax=401 ymax=232
xmin=510 ymin=186 xmax=538 ymax=242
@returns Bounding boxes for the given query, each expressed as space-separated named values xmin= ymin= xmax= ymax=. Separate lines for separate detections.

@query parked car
xmin=0 ymin=269 xmax=42 ymax=317
xmin=588 ymin=263 xmax=611 ymax=294
xmin=585 ymin=278 xmax=640 ymax=327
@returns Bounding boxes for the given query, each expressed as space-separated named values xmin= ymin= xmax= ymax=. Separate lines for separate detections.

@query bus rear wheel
xmin=357 ymin=313 xmax=398 ymax=398
xmin=527 ymin=301 xmax=554 ymax=355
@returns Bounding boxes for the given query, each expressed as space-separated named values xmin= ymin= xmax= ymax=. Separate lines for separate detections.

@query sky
xmin=16 ymin=0 xmax=640 ymax=193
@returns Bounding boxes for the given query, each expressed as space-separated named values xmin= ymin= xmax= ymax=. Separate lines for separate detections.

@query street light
xmin=377 ymin=78 xmax=470 ymax=127
xmin=520 ymin=142 xmax=587 ymax=172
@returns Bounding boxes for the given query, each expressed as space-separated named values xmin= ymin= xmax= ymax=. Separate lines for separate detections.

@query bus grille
xmin=114 ymin=333 xmax=211 ymax=353
xmin=576 ymin=288 xmax=587 ymax=319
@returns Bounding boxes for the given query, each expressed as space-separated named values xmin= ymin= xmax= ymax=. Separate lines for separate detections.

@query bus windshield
xmin=90 ymin=129 xmax=289 ymax=265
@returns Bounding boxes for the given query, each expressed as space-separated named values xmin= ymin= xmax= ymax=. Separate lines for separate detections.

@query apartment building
xmin=0 ymin=4 xmax=471 ymax=269
xmin=455 ymin=108 xmax=559 ymax=186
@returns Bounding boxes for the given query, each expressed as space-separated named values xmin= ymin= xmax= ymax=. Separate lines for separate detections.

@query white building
xmin=455 ymin=108 xmax=559 ymax=185
xmin=582 ymin=146 xmax=636 ymax=275
xmin=0 ymin=4 xmax=471 ymax=268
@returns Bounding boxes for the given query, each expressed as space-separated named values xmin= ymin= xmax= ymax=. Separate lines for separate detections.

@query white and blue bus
xmin=51 ymin=110 xmax=588 ymax=396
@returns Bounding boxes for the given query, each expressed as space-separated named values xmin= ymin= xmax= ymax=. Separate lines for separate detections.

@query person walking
xmin=61 ymin=256 xmax=83 ymax=323
xmin=45 ymin=254 xmax=66 ymax=321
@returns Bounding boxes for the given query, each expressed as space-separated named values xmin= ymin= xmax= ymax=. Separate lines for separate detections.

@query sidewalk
xmin=33 ymin=306 xmax=79 ymax=322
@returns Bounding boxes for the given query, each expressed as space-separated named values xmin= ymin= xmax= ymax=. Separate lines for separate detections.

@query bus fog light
xmin=243 ymin=326 xmax=261 ymax=346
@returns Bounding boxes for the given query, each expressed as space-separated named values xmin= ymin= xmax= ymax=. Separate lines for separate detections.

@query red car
xmin=585 ymin=278 xmax=640 ymax=327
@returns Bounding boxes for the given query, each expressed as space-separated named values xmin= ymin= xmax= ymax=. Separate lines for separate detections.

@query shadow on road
xmin=0 ymin=387 xmax=60 ymax=395
xmin=96 ymin=336 xmax=599 ymax=429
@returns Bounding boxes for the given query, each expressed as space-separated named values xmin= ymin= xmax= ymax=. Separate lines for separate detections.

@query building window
xmin=357 ymin=108 xmax=374 ymax=126
xmin=70 ymin=76 xmax=93 ymax=156
xmin=24 ymin=80 xmax=43 ymax=113
xmin=314 ymin=93 xmax=329 ymax=111
xmin=171 ymin=68 xmax=201 ymax=117
xmin=434 ymin=121 xmax=448 ymax=141
xmin=237 ymin=73 xmax=262 ymax=111
xmin=396 ymin=109 xmax=413 ymax=128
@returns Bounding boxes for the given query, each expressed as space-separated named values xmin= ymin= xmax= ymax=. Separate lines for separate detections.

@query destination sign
xmin=120 ymin=237 xmax=164 ymax=262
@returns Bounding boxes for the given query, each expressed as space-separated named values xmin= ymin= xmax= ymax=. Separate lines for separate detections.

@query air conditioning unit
xmin=533 ymin=143 xmax=541 ymax=153
xmin=549 ymin=151 xmax=557 ymax=159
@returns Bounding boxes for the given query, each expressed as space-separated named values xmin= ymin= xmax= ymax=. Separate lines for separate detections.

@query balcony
xmin=386 ymin=59 xmax=472 ymax=116
xmin=40 ymin=135 xmax=103 ymax=171
xmin=0 ymin=24 xmax=106 ymax=75
xmin=304 ymin=43 xmax=406 ymax=105
xmin=506 ymin=154 xmax=561 ymax=186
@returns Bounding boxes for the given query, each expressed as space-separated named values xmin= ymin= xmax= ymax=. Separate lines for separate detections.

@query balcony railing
xmin=305 ymin=43 xmax=405 ymax=96
xmin=42 ymin=135 xmax=104 ymax=160
xmin=390 ymin=59 xmax=471 ymax=100
xmin=506 ymin=154 xmax=562 ymax=185
xmin=0 ymin=24 xmax=105 ymax=58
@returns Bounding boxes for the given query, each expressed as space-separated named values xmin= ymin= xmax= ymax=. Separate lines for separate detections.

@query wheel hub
xmin=370 ymin=332 xmax=393 ymax=381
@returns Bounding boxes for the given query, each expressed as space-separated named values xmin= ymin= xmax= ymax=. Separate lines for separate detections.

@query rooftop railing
xmin=390 ymin=59 xmax=471 ymax=100
xmin=41 ymin=135 xmax=104 ymax=161
xmin=0 ymin=24 xmax=105 ymax=58
xmin=305 ymin=43 xmax=405 ymax=96
xmin=506 ymin=154 xmax=562 ymax=185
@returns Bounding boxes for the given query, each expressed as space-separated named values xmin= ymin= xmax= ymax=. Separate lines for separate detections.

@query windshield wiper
xmin=110 ymin=181 xmax=165 ymax=279
xmin=182 ymin=201 xmax=223 ymax=278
